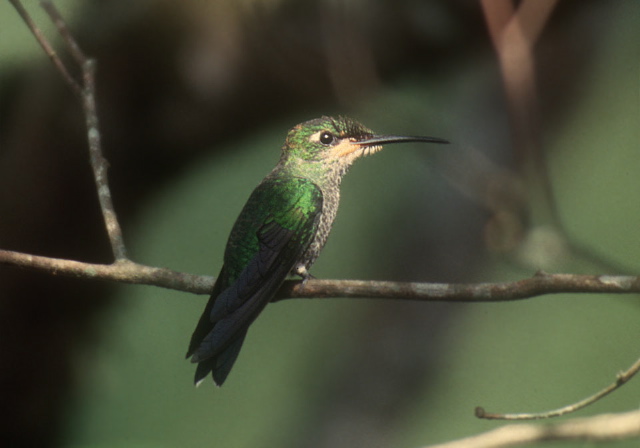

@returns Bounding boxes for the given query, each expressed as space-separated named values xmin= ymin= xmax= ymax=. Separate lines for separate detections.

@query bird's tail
xmin=194 ymin=330 xmax=248 ymax=386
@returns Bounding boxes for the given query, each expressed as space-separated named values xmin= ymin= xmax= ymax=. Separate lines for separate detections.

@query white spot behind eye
xmin=309 ymin=131 xmax=322 ymax=143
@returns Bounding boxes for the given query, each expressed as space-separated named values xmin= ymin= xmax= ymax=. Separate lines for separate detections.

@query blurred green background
xmin=1 ymin=1 xmax=638 ymax=447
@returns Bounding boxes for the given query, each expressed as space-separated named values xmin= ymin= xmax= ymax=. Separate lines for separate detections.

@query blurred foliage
xmin=1 ymin=1 xmax=638 ymax=448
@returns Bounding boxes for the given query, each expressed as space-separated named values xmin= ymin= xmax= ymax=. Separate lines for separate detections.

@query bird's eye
xmin=319 ymin=131 xmax=336 ymax=146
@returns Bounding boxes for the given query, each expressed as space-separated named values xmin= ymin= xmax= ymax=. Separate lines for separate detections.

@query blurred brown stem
xmin=481 ymin=0 xmax=560 ymax=226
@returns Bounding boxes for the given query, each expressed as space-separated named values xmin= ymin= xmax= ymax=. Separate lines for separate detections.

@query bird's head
xmin=281 ymin=116 xmax=448 ymax=169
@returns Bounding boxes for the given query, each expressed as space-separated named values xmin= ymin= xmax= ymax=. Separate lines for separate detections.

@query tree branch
xmin=12 ymin=0 xmax=128 ymax=260
xmin=1 ymin=249 xmax=639 ymax=301
xmin=276 ymin=272 xmax=640 ymax=301
xmin=476 ymin=355 xmax=640 ymax=420
xmin=423 ymin=409 xmax=640 ymax=448
xmin=0 ymin=249 xmax=213 ymax=294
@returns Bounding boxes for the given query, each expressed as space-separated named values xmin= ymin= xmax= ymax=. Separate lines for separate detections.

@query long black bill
xmin=358 ymin=134 xmax=449 ymax=147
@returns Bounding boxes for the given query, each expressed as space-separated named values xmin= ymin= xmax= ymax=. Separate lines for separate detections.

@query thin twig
xmin=10 ymin=0 xmax=128 ymax=260
xmin=44 ymin=0 xmax=127 ymax=260
xmin=40 ymin=0 xmax=86 ymax=63
xmin=423 ymin=409 xmax=640 ymax=448
xmin=81 ymin=58 xmax=128 ymax=260
xmin=8 ymin=0 xmax=82 ymax=96
xmin=476 ymin=356 xmax=640 ymax=420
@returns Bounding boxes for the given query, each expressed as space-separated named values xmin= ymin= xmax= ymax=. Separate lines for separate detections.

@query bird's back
xmin=187 ymin=173 xmax=323 ymax=385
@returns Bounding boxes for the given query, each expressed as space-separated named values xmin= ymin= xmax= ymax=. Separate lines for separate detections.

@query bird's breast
xmin=297 ymin=180 xmax=341 ymax=270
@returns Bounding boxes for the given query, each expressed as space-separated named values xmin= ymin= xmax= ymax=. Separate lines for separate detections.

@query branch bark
xmin=1 ymin=249 xmax=639 ymax=301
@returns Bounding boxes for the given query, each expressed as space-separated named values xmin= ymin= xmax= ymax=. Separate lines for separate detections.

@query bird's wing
xmin=189 ymin=177 xmax=323 ymax=365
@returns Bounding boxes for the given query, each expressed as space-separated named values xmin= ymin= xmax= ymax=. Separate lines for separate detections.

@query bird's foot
xmin=293 ymin=265 xmax=315 ymax=286
xmin=301 ymin=272 xmax=315 ymax=286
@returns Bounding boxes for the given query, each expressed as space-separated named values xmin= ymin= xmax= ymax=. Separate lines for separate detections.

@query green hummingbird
xmin=186 ymin=116 xmax=448 ymax=386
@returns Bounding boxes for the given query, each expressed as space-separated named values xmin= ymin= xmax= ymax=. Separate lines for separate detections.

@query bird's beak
xmin=356 ymin=134 xmax=449 ymax=147
xmin=329 ymin=133 xmax=449 ymax=160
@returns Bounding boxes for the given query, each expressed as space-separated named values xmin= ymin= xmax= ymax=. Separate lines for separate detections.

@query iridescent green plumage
xmin=187 ymin=116 xmax=448 ymax=386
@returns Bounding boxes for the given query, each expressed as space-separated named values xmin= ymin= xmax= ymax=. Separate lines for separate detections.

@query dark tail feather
xmin=193 ymin=330 xmax=248 ymax=387
xmin=186 ymin=301 xmax=214 ymax=359
xmin=213 ymin=330 xmax=247 ymax=386
xmin=186 ymin=269 xmax=226 ymax=359
xmin=194 ymin=358 xmax=215 ymax=386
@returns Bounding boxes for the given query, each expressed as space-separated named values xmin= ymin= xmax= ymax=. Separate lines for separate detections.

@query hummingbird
xmin=186 ymin=116 xmax=448 ymax=386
